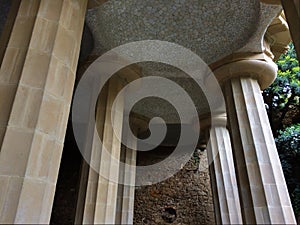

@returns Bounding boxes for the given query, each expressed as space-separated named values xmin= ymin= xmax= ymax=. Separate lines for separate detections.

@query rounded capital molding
xmin=265 ymin=11 xmax=291 ymax=60
xmin=198 ymin=113 xmax=228 ymax=131
xmin=211 ymin=53 xmax=278 ymax=90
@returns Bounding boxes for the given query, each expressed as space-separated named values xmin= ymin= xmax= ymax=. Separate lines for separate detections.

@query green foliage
xmin=263 ymin=43 xmax=300 ymax=135
xmin=275 ymin=124 xmax=300 ymax=215
xmin=263 ymin=43 xmax=300 ymax=217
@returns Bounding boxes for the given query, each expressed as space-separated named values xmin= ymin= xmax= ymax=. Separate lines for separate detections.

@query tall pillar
xmin=204 ymin=114 xmax=242 ymax=224
xmin=114 ymin=115 xmax=147 ymax=225
xmin=75 ymin=66 xmax=141 ymax=224
xmin=116 ymin=141 xmax=137 ymax=224
xmin=213 ymin=55 xmax=297 ymax=224
xmin=0 ymin=0 xmax=40 ymax=146
xmin=77 ymin=77 xmax=124 ymax=224
xmin=93 ymin=76 xmax=125 ymax=224
xmin=0 ymin=0 xmax=87 ymax=223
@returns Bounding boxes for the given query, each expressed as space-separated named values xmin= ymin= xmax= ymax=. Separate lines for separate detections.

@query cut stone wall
xmin=133 ymin=148 xmax=215 ymax=225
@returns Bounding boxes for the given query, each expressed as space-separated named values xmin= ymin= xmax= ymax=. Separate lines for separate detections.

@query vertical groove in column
xmin=225 ymin=77 xmax=296 ymax=224
xmin=208 ymin=161 xmax=222 ymax=224
xmin=121 ymin=133 xmax=137 ymax=225
xmin=207 ymin=126 xmax=242 ymax=224
xmin=225 ymin=78 xmax=256 ymax=223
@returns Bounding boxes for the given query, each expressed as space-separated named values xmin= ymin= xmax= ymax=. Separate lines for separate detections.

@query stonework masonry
xmin=0 ymin=1 xmax=298 ymax=224
xmin=134 ymin=150 xmax=215 ymax=225
xmin=0 ymin=0 xmax=87 ymax=223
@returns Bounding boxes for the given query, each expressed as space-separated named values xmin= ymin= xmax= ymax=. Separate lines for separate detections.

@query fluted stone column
xmin=213 ymin=55 xmax=297 ymax=224
xmin=0 ymin=0 xmax=87 ymax=223
xmin=0 ymin=0 xmax=40 ymax=146
xmin=116 ymin=143 xmax=137 ymax=224
xmin=74 ymin=66 xmax=141 ymax=224
xmin=76 ymin=77 xmax=124 ymax=224
xmin=204 ymin=114 xmax=242 ymax=224
xmin=93 ymin=76 xmax=125 ymax=224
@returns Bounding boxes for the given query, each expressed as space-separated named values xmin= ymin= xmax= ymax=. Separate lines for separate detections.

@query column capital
xmin=199 ymin=113 xmax=227 ymax=131
xmin=212 ymin=53 xmax=278 ymax=90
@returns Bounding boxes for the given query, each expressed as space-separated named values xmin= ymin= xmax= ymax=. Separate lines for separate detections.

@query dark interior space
xmin=50 ymin=121 xmax=83 ymax=224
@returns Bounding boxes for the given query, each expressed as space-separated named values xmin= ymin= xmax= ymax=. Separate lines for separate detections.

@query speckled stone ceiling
xmin=83 ymin=0 xmax=281 ymax=123
xmin=86 ymin=0 xmax=281 ymax=64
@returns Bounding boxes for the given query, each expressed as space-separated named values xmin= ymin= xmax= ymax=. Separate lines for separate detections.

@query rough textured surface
xmin=134 ymin=148 xmax=215 ymax=225
xmin=85 ymin=0 xmax=280 ymax=64
xmin=238 ymin=3 xmax=281 ymax=53
xmin=81 ymin=0 xmax=281 ymax=123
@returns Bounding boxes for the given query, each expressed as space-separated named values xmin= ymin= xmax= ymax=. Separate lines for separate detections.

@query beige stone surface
xmin=75 ymin=78 xmax=126 ymax=224
xmin=224 ymin=76 xmax=296 ymax=224
xmin=0 ymin=0 xmax=87 ymax=223
xmin=0 ymin=0 xmax=40 ymax=147
xmin=207 ymin=125 xmax=243 ymax=224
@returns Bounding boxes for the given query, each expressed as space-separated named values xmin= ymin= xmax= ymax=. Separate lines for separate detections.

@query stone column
xmin=213 ymin=55 xmax=297 ymax=224
xmin=115 ymin=124 xmax=138 ymax=225
xmin=93 ymin=76 xmax=125 ymax=224
xmin=0 ymin=0 xmax=87 ymax=223
xmin=74 ymin=77 xmax=123 ymax=224
xmin=204 ymin=114 xmax=242 ymax=224
xmin=74 ymin=65 xmax=141 ymax=224
xmin=76 ymin=77 xmax=124 ymax=224
xmin=0 ymin=0 xmax=40 ymax=146
xmin=76 ymin=82 xmax=109 ymax=224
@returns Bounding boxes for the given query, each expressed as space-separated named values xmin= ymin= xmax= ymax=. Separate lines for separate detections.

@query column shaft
xmin=76 ymin=78 xmax=125 ymax=224
xmin=117 ymin=132 xmax=137 ymax=224
xmin=0 ymin=0 xmax=87 ymax=223
xmin=0 ymin=0 xmax=40 ymax=146
xmin=207 ymin=125 xmax=242 ymax=224
xmin=80 ymin=84 xmax=108 ymax=224
xmin=225 ymin=77 xmax=296 ymax=224
xmin=94 ymin=77 xmax=124 ymax=224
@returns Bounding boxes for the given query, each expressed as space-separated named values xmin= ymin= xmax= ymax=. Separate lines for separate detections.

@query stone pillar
xmin=213 ymin=55 xmax=297 ymax=224
xmin=76 ymin=77 xmax=124 ymax=224
xmin=93 ymin=76 xmax=125 ymax=224
xmin=0 ymin=0 xmax=87 ymax=223
xmin=0 ymin=0 xmax=40 ymax=146
xmin=74 ymin=65 xmax=141 ymax=224
xmin=76 ymin=82 xmax=109 ymax=224
xmin=115 ymin=126 xmax=138 ymax=225
xmin=204 ymin=114 xmax=242 ymax=224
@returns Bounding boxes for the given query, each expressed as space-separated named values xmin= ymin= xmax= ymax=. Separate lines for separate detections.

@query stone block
xmin=0 ymin=47 xmax=25 ymax=84
xmin=29 ymin=17 xmax=58 ymax=54
xmin=21 ymin=50 xmax=51 ymax=88
xmin=9 ymin=85 xmax=43 ymax=129
xmin=36 ymin=93 xmax=64 ymax=137
xmin=0 ymin=127 xmax=34 ymax=176
xmin=0 ymin=176 xmax=23 ymax=223
xmin=38 ymin=0 xmax=63 ymax=22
